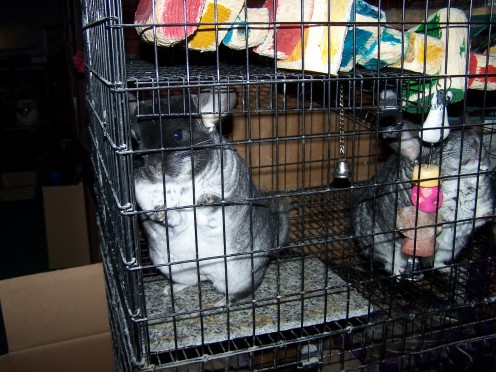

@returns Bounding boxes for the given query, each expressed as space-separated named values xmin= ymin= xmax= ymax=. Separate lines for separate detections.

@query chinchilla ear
xmin=382 ymin=120 xmax=421 ymax=161
xmin=196 ymin=89 xmax=237 ymax=131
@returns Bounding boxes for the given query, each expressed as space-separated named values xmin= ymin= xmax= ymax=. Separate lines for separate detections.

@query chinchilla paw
xmin=155 ymin=210 xmax=166 ymax=222
xmin=197 ymin=194 xmax=222 ymax=206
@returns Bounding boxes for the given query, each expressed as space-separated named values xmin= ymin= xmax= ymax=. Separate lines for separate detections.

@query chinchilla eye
xmin=173 ymin=129 xmax=183 ymax=142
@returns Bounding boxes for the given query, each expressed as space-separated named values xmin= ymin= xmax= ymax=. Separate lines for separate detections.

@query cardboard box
xmin=42 ymin=182 xmax=92 ymax=269
xmin=0 ymin=264 xmax=114 ymax=372
xmin=0 ymin=172 xmax=38 ymax=202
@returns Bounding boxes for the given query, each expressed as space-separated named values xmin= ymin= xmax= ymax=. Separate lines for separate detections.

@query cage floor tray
xmin=145 ymin=256 xmax=369 ymax=352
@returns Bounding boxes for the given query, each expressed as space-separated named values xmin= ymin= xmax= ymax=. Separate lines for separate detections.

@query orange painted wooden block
xmin=389 ymin=32 xmax=445 ymax=75
xmin=188 ymin=0 xmax=244 ymax=51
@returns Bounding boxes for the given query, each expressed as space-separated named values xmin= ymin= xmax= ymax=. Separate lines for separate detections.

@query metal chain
xmin=339 ymin=84 xmax=345 ymax=158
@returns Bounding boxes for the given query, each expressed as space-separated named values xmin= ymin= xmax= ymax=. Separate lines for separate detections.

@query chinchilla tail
xmin=270 ymin=197 xmax=298 ymax=255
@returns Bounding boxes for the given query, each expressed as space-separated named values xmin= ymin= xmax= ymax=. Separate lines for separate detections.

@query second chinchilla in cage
xmin=353 ymin=120 xmax=494 ymax=276
xmin=131 ymin=91 xmax=290 ymax=305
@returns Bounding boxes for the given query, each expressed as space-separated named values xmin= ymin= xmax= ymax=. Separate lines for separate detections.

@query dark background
xmin=0 ymin=0 xmax=87 ymax=280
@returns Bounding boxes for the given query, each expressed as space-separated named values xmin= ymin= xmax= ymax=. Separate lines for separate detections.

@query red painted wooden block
xmin=254 ymin=0 xmax=314 ymax=59
xmin=468 ymin=52 xmax=496 ymax=90
xmin=135 ymin=0 xmax=205 ymax=46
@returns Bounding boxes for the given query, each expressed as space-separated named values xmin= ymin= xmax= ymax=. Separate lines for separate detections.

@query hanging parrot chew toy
xmin=395 ymin=87 xmax=452 ymax=280
xmin=134 ymin=2 xmax=496 ymax=100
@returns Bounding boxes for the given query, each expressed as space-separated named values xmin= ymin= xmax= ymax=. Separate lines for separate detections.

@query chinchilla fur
xmin=132 ymin=91 xmax=290 ymax=304
xmin=353 ymin=119 xmax=494 ymax=276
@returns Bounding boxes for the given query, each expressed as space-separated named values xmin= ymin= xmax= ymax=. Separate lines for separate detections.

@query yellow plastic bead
xmin=411 ymin=164 xmax=441 ymax=187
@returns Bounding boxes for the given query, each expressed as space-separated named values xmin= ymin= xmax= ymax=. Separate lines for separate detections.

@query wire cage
xmin=81 ymin=0 xmax=496 ymax=370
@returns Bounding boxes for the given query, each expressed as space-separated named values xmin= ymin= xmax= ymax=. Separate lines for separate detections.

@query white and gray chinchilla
xmin=132 ymin=91 xmax=290 ymax=305
xmin=353 ymin=119 xmax=494 ymax=276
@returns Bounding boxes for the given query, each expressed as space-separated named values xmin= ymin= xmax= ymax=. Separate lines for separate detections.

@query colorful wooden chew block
xmin=134 ymin=0 xmax=205 ymax=46
xmin=396 ymin=206 xmax=443 ymax=241
xmin=401 ymin=236 xmax=437 ymax=257
xmin=340 ymin=0 xmax=386 ymax=72
xmin=253 ymin=0 xmax=314 ymax=59
xmin=389 ymin=31 xmax=445 ymax=76
xmin=223 ymin=7 xmax=270 ymax=50
xmin=188 ymin=0 xmax=244 ymax=51
xmin=400 ymin=8 xmax=469 ymax=112
xmin=356 ymin=27 xmax=407 ymax=70
xmin=468 ymin=52 xmax=496 ymax=90
xmin=277 ymin=0 xmax=353 ymax=75
xmin=411 ymin=164 xmax=440 ymax=187
xmin=134 ymin=2 xmax=495 ymax=95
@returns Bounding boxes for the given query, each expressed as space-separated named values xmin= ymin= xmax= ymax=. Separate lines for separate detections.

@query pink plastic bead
xmin=411 ymin=185 xmax=443 ymax=213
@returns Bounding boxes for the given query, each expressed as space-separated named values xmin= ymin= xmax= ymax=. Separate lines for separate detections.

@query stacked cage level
xmin=81 ymin=0 xmax=496 ymax=370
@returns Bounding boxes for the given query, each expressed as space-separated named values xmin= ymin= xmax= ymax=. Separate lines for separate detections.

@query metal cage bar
xmin=81 ymin=0 xmax=496 ymax=370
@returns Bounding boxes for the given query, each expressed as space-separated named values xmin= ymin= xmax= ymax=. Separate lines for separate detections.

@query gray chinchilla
xmin=132 ymin=90 xmax=290 ymax=305
xmin=354 ymin=118 xmax=493 ymax=276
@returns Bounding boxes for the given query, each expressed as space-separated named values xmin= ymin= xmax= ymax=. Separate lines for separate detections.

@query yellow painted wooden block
xmin=389 ymin=31 xmax=445 ymax=75
xmin=277 ymin=0 xmax=353 ymax=75
xmin=189 ymin=0 xmax=244 ymax=51
xmin=412 ymin=164 xmax=441 ymax=187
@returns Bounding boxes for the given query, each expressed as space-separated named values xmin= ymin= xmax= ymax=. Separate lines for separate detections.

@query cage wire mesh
xmin=81 ymin=0 xmax=496 ymax=370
